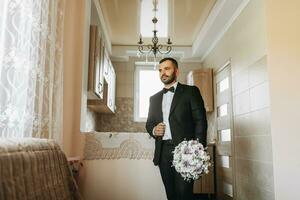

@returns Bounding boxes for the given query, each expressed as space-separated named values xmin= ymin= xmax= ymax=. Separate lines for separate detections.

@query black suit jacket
xmin=146 ymin=82 xmax=207 ymax=165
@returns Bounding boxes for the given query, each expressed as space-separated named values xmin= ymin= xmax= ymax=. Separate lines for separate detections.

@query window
xmin=134 ymin=63 xmax=163 ymax=122
xmin=223 ymin=182 xmax=233 ymax=197
xmin=0 ymin=1 xmax=64 ymax=140
xmin=218 ymin=103 xmax=228 ymax=117
xmin=218 ymin=77 xmax=229 ymax=92
xmin=220 ymin=156 xmax=230 ymax=168
xmin=219 ymin=129 xmax=231 ymax=142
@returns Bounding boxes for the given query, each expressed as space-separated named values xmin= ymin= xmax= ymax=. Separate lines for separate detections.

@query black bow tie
xmin=163 ymin=86 xmax=175 ymax=94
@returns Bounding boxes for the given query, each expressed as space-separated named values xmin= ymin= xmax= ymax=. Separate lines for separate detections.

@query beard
xmin=160 ymin=71 xmax=176 ymax=84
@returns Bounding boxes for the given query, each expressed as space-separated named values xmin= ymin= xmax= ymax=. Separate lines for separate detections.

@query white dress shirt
xmin=153 ymin=81 xmax=178 ymax=140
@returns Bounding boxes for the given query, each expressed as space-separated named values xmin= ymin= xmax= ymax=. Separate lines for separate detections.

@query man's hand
xmin=154 ymin=122 xmax=165 ymax=137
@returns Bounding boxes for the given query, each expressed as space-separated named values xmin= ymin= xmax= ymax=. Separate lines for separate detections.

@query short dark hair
xmin=159 ymin=57 xmax=178 ymax=69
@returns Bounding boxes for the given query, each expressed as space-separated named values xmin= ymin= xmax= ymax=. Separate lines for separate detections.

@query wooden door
xmin=187 ymin=69 xmax=213 ymax=112
xmin=214 ymin=62 xmax=235 ymax=200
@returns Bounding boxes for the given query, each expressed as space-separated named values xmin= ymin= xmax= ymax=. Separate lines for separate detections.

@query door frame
xmin=213 ymin=59 xmax=237 ymax=199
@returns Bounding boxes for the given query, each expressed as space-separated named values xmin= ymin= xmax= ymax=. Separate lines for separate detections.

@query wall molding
xmin=192 ymin=0 xmax=250 ymax=61
xmin=84 ymin=132 xmax=154 ymax=160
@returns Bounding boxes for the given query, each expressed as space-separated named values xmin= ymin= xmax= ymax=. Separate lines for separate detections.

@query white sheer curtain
xmin=0 ymin=0 xmax=65 ymax=142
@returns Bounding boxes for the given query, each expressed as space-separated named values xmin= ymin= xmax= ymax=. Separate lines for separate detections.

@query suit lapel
xmin=169 ymin=83 xmax=183 ymax=116
xmin=157 ymin=91 xmax=164 ymax=122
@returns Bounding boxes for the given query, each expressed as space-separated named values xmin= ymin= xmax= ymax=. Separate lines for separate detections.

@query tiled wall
xmin=202 ymin=0 xmax=274 ymax=198
xmin=96 ymin=97 xmax=146 ymax=132
xmin=233 ymin=56 xmax=274 ymax=199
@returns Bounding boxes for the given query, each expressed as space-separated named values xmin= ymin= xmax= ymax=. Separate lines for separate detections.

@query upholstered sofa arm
xmin=0 ymin=138 xmax=81 ymax=200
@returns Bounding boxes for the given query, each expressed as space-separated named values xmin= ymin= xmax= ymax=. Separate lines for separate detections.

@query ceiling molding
xmin=180 ymin=58 xmax=203 ymax=63
xmin=111 ymin=45 xmax=195 ymax=62
xmin=110 ymin=56 xmax=129 ymax=62
xmin=92 ymin=0 xmax=112 ymax=54
xmin=192 ymin=0 xmax=250 ymax=61
xmin=192 ymin=0 xmax=217 ymax=42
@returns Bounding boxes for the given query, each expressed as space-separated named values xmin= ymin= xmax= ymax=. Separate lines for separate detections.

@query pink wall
xmin=63 ymin=0 xmax=86 ymax=157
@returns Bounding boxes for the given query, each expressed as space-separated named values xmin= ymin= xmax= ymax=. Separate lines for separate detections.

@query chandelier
xmin=137 ymin=0 xmax=172 ymax=59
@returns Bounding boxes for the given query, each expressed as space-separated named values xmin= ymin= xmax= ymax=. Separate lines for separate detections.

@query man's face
xmin=159 ymin=60 xmax=178 ymax=85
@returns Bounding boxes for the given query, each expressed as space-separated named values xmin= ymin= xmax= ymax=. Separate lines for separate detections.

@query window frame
xmin=134 ymin=62 xmax=160 ymax=122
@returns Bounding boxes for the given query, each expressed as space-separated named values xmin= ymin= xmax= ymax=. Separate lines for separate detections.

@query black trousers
xmin=158 ymin=140 xmax=194 ymax=200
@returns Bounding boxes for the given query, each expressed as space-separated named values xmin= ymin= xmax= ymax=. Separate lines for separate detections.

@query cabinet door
xmin=107 ymin=61 xmax=116 ymax=113
xmin=88 ymin=25 xmax=104 ymax=99
xmin=110 ymin=65 xmax=116 ymax=112
xmin=87 ymin=37 xmax=116 ymax=114
xmin=88 ymin=26 xmax=97 ymax=97
xmin=187 ymin=69 xmax=213 ymax=112
xmin=97 ymin=39 xmax=105 ymax=98
xmin=94 ymin=28 xmax=104 ymax=98
xmin=103 ymin=48 xmax=110 ymax=81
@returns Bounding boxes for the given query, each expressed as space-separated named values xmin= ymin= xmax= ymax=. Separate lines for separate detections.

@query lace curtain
xmin=0 ymin=0 xmax=65 ymax=142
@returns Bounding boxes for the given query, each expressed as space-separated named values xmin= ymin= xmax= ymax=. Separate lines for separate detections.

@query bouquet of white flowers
xmin=172 ymin=139 xmax=211 ymax=182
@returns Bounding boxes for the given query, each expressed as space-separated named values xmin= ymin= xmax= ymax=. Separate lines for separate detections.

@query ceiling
xmin=95 ymin=0 xmax=250 ymax=61
xmin=99 ymin=0 xmax=216 ymax=46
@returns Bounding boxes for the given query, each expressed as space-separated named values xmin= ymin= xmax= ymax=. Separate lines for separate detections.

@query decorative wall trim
xmin=84 ymin=132 xmax=154 ymax=160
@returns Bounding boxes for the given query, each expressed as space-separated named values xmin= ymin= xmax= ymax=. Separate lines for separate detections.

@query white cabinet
xmin=86 ymin=2 xmax=116 ymax=114
xmin=87 ymin=54 xmax=116 ymax=114
xmin=107 ymin=61 xmax=116 ymax=113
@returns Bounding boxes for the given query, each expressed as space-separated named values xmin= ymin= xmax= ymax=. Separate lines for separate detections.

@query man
xmin=146 ymin=57 xmax=207 ymax=200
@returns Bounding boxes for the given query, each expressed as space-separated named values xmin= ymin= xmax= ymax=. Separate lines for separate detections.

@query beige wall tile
xmin=236 ymin=158 xmax=274 ymax=193
xmin=250 ymin=82 xmax=270 ymax=111
xmin=233 ymin=90 xmax=250 ymax=116
xmin=236 ymin=177 xmax=274 ymax=200
xmin=249 ymin=108 xmax=271 ymax=135
xmin=235 ymin=135 xmax=273 ymax=162
xmin=234 ymin=108 xmax=270 ymax=137
xmin=234 ymin=113 xmax=250 ymax=137
xmin=232 ymin=68 xmax=249 ymax=95
xmin=116 ymin=71 xmax=134 ymax=85
xmin=113 ymin=60 xmax=134 ymax=72
xmin=116 ymin=84 xmax=133 ymax=98
xmin=249 ymin=56 xmax=268 ymax=88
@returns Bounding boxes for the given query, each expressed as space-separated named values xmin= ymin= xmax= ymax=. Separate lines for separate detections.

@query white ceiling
xmin=95 ymin=0 xmax=250 ymax=61
xmin=99 ymin=0 xmax=216 ymax=46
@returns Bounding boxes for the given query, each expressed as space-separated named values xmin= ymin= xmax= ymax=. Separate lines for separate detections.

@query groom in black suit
xmin=146 ymin=57 xmax=207 ymax=200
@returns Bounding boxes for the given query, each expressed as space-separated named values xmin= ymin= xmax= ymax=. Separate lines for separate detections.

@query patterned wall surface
xmin=84 ymin=132 xmax=154 ymax=160
xmin=96 ymin=97 xmax=146 ymax=132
